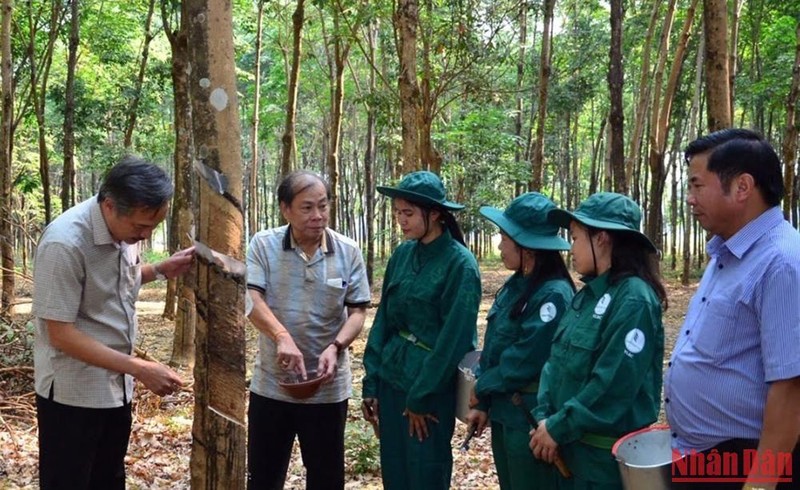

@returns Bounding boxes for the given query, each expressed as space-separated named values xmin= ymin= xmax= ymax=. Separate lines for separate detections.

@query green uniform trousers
xmin=491 ymin=421 xmax=557 ymax=489
xmin=377 ymin=382 xmax=456 ymax=490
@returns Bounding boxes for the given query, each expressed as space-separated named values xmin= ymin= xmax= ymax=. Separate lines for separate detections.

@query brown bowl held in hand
xmin=278 ymin=371 xmax=324 ymax=399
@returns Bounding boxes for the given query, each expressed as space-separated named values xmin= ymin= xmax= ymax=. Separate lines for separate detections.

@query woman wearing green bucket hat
xmin=361 ymin=171 xmax=481 ymax=490
xmin=465 ymin=192 xmax=576 ymax=490
xmin=528 ymin=192 xmax=667 ymax=490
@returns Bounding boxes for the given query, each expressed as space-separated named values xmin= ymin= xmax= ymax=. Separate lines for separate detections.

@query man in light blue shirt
xmin=665 ymin=129 xmax=800 ymax=490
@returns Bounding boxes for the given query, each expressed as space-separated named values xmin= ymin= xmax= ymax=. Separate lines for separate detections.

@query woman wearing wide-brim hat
xmin=465 ymin=192 xmax=576 ymax=490
xmin=528 ymin=192 xmax=667 ymax=490
xmin=361 ymin=171 xmax=481 ymax=490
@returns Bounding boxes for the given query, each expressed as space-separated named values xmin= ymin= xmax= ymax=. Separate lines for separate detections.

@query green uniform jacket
xmin=362 ymin=230 xmax=481 ymax=414
xmin=534 ymin=272 xmax=664 ymax=483
xmin=475 ymin=275 xmax=574 ymax=431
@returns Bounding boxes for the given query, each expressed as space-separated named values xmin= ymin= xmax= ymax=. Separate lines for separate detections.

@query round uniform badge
xmin=594 ymin=293 xmax=612 ymax=316
xmin=539 ymin=302 xmax=557 ymax=322
xmin=624 ymin=328 xmax=646 ymax=354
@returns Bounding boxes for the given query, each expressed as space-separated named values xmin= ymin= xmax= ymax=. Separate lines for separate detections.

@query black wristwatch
xmin=330 ymin=339 xmax=344 ymax=354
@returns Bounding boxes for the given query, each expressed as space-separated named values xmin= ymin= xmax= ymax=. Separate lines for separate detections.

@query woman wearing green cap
xmin=465 ymin=192 xmax=575 ymax=489
xmin=361 ymin=171 xmax=481 ymax=490
xmin=528 ymin=192 xmax=667 ymax=490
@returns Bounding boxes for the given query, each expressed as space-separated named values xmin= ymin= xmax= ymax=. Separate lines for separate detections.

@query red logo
xmin=671 ymin=449 xmax=793 ymax=483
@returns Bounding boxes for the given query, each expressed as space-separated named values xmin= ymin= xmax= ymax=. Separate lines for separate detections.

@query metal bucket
xmin=455 ymin=350 xmax=481 ymax=424
xmin=612 ymin=426 xmax=682 ymax=490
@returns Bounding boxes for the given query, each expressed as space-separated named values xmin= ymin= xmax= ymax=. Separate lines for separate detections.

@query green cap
xmin=547 ymin=192 xmax=657 ymax=252
xmin=377 ymin=171 xmax=464 ymax=210
xmin=479 ymin=193 xmax=570 ymax=251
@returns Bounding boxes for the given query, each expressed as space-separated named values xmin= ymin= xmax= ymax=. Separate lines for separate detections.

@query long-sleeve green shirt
xmin=534 ymin=272 xmax=664 ymax=482
xmin=474 ymin=274 xmax=574 ymax=431
xmin=362 ymin=229 xmax=481 ymax=414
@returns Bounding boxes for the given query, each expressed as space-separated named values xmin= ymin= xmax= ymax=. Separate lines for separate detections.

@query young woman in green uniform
xmin=529 ymin=192 xmax=667 ymax=490
xmin=465 ymin=192 xmax=575 ymax=489
xmin=361 ymin=171 xmax=482 ymax=490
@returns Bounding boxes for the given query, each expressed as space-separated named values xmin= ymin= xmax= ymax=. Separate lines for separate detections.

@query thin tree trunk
xmin=123 ymin=0 xmax=156 ymax=149
xmin=782 ymin=20 xmax=800 ymax=221
xmin=683 ymin=31 xmax=705 ymax=285
xmin=61 ymin=0 xmax=78 ymax=212
xmin=325 ymin=6 xmax=349 ymax=229
xmin=396 ymin=0 xmax=420 ymax=173
xmin=531 ymin=0 xmax=555 ymax=191
xmin=185 ymin=1 xmax=247 ymax=486
xmin=281 ymin=0 xmax=305 ymax=177
xmin=0 ymin=0 xmax=13 ymax=315
xmin=364 ymin=20 xmax=377 ymax=284
xmin=728 ymin=0 xmax=743 ymax=119
xmin=626 ymin=0 xmax=662 ymax=191
xmin=514 ymin=1 xmax=527 ymax=191
xmin=608 ymin=0 xmax=626 ymax=193
xmin=703 ymin=0 xmax=731 ymax=131
xmin=249 ymin=0 xmax=265 ymax=238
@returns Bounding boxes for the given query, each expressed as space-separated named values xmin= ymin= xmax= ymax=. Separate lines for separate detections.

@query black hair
xmin=97 ymin=155 xmax=173 ymax=215
xmin=684 ymin=128 xmax=783 ymax=206
xmin=277 ymin=170 xmax=331 ymax=206
xmin=417 ymin=204 xmax=466 ymax=246
xmin=606 ymin=230 xmax=668 ymax=309
xmin=510 ymin=249 xmax=576 ymax=320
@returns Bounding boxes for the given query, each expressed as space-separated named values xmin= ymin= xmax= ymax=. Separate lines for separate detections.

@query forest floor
xmin=0 ymin=263 xmax=696 ymax=489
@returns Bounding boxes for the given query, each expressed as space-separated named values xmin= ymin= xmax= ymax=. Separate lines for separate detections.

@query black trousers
xmin=671 ymin=438 xmax=800 ymax=490
xmin=247 ymin=392 xmax=348 ymax=490
xmin=36 ymin=395 xmax=132 ymax=490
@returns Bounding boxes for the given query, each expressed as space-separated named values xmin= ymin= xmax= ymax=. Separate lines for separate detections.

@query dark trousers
xmin=247 ymin=392 xmax=348 ymax=490
xmin=671 ymin=438 xmax=800 ymax=490
xmin=36 ymin=395 xmax=132 ymax=490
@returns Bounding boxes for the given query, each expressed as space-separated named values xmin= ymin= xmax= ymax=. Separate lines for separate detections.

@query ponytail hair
xmin=438 ymin=208 xmax=466 ymax=246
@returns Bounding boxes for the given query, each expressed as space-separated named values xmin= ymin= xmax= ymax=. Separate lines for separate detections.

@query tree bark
xmin=185 ymin=1 xmax=247 ymax=487
xmin=395 ymin=0 xmax=420 ymax=173
xmin=608 ymin=0 xmax=626 ymax=193
xmin=728 ymin=0 xmax=744 ymax=119
xmin=782 ymin=20 xmax=800 ymax=221
xmin=0 ymin=0 xmax=13 ymax=315
xmin=161 ymin=0 xmax=196 ymax=366
xmin=531 ymin=0 xmax=555 ymax=191
xmin=325 ymin=5 xmax=350 ymax=229
xmin=703 ymin=0 xmax=731 ymax=131
xmin=280 ymin=0 xmax=305 ymax=178
xmin=123 ymin=0 xmax=156 ymax=149
xmin=514 ymin=1 xmax=527 ymax=190
xmin=61 ymin=0 xmax=78 ymax=213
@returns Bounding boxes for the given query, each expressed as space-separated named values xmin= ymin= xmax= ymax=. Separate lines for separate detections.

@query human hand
xmin=132 ymin=358 xmax=183 ymax=396
xmin=317 ymin=344 xmax=339 ymax=383
xmin=157 ymin=247 xmax=196 ymax=279
xmin=403 ymin=408 xmax=439 ymax=441
xmin=362 ymin=398 xmax=380 ymax=437
xmin=465 ymin=409 xmax=489 ymax=437
xmin=275 ymin=332 xmax=306 ymax=380
xmin=529 ymin=419 xmax=559 ymax=463
xmin=469 ymin=386 xmax=479 ymax=408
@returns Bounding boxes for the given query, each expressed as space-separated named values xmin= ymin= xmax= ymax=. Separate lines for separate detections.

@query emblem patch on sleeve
xmin=624 ymin=328 xmax=646 ymax=355
xmin=539 ymin=302 xmax=557 ymax=322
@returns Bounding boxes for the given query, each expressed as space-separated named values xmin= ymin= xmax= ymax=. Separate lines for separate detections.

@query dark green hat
xmin=376 ymin=171 xmax=464 ymax=210
xmin=547 ymin=192 xmax=657 ymax=252
xmin=479 ymin=193 xmax=570 ymax=251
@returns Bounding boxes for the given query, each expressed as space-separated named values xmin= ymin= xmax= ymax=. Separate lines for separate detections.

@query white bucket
xmin=455 ymin=350 xmax=481 ymax=424
xmin=612 ymin=426 xmax=682 ymax=490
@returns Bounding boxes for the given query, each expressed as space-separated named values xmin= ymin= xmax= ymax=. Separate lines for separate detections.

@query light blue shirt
xmin=665 ymin=207 xmax=800 ymax=451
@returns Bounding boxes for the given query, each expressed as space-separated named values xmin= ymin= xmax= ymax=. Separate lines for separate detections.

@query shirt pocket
xmin=692 ymin=300 xmax=747 ymax=360
xmin=562 ymin=325 xmax=601 ymax=382
xmin=310 ymin=283 xmax=347 ymax=321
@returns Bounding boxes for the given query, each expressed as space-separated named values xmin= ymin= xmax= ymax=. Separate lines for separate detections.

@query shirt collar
xmin=707 ymin=206 xmax=784 ymax=259
xmin=90 ymin=197 xmax=117 ymax=247
xmin=282 ymin=225 xmax=334 ymax=256
xmin=415 ymin=228 xmax=453 ymax=257
xmin=582 ymin=271 xmax=611 ymax=298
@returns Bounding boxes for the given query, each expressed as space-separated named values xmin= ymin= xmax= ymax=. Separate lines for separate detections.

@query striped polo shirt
xmin=665 ymin=207 xmax=800 ymax=451
xmin=33 ymin=197 xmax=141 ymax=408
xmin=246 ymin=225 xmax=371 ymax=404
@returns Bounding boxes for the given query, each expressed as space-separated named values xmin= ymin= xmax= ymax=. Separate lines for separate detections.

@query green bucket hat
xmin=547 ymin=192 xmax=657 ymax=252
xmin=376 ymin=171 xmax=464 ymax=210
xmin=479 ymin=192 xmax=570 ymax=251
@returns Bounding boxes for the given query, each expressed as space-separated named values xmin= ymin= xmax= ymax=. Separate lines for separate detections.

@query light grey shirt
xmin=246 ymin=225 xmax=371 ymax=404
xmin=33 ymin=197 xmax=141 ymax=408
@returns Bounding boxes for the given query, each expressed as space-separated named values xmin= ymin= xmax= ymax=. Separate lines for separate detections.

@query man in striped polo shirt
xmin=665 ymin=129 xmax=800 ymax=490
xmin=33 ymin=156 xmax=195 ymax=490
